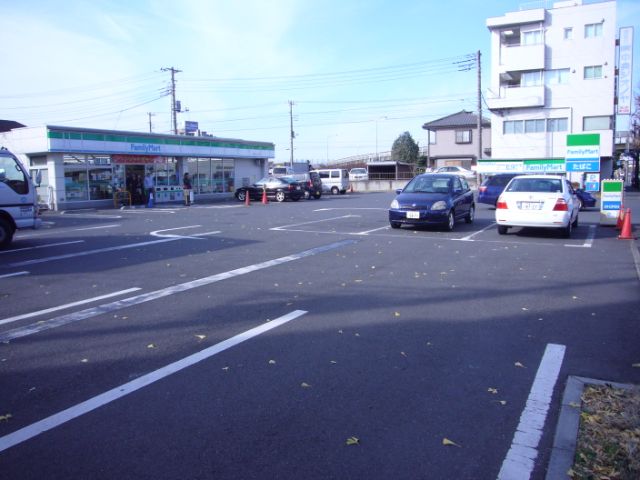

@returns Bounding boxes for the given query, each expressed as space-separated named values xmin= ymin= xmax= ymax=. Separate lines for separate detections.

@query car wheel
xmin=236 ymin=190 xmax=246 ymax=202
xmin=465 ymin=204 xmax=475 ymax=224
xmin=0 ymin=217 xmax=15 ymax=249
xmin=444 ymin=211 xmax=455 ymax=231
xmin=390 ymin=222 xmax=401 ymax=229
xmin=313 ymin=192 xmax=321 ymax=199
xmin=497 ymin=225 xmax=509 ymax=235
xmin=331 ymin=186 xmax=339 ymax=195
xmin=275 ymin=191 xmax=286 ymax=202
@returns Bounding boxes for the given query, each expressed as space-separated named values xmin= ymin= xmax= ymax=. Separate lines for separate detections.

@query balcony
xmin=486 ymin=85 xmax=545 ymax=110
xmin=499 ymin=43 xmax=545 ymax=73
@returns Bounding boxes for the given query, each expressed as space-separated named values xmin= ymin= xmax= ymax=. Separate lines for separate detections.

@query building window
xmin=584 ymin=65 xmax=603 ymax=80
xmin=583 ymin=116 xmax=611 ymax=131
xmin=522 ymin=29 xmax=543 ymax=45
xmin=503 ymin=120 xmax=524 ymax=134
xmin=455 ymin=130 xmax=472 ymax=144
xmin=545 ymin=68 xmax=570 ymax=85
xmin=547 ymin=118 xmax=568 ymax=132
xmin=525 ymin=119 xmax=545 ymax=133
xmin=563 ymin=27 xmax=573 ymax=40
xmin=584 ymin=22 xmax=603 ymax=38
xmin=521 ymin=70 xmax=542 ymax=87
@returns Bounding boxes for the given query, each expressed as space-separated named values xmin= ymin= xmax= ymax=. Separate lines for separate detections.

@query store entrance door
xmin=125 ymin=165 xmax=145 ymax=204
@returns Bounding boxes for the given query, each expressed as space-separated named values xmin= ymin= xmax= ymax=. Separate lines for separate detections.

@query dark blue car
xmin=389 ymin=174 xmax=475 ymax=231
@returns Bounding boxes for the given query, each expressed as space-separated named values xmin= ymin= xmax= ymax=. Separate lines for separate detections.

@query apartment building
xmin=485 ymin=0 xmax=616 ymax=177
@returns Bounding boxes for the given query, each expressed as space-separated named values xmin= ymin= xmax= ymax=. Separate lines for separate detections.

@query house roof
xmin=422 ymin=110 xmax=490 ymax=130
xmin=0 ymin=120 xmax=26 ymax=132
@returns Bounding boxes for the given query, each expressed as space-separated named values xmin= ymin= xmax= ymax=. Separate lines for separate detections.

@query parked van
xmin=311 ymin=168 xmax=349 ymax=195
xmin=0 ymin=148 xmax=42 ymax=248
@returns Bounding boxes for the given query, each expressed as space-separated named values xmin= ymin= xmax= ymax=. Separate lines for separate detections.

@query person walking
xmin=144 ymin=172 xmax=155 ymax=207
xmin=183 ymin=172 xmax=192 ymax=206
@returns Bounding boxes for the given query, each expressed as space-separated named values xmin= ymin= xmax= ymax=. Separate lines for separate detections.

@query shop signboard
xmin=522 ymin=158 xmax=565 ymax=173
xmin=185 ymin=121 xmax=199 ymax=134
xmin=565 ymin=133 xmax=600 ymax=172
xmin=599 ymin=180 xmax=623 ymax=225
xmin=617 ymin=27 xmax=634 ymax=115
xmin=476 ymin=160 xmax=523 ymax=173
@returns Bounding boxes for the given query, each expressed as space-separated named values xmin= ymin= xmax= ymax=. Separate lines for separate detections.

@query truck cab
xmin=0 ymin=148 xmax=42 ymax=248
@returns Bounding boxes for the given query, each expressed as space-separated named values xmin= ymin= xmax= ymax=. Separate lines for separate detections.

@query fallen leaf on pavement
xmin=442 ymin=438 xmax=461 ymax=447
xmin=301 ymin=382 xmax=311 ymax=388
xmin=515 ymin=362 xmax=525 ymax=368
xmin=147 ymin=343 xmax=156 ymax=349
xmin=0 ymin=414 xmax=12 ymax=422
xmin=346 ymin=437 xmax=360 ymax=445
xmin=488 ymin=388 xmax=498 ymax=394
xmin=195 ymin=335 xmax=206 ymax=340
xmin=268 ymin=360 xmax=276 ymax=364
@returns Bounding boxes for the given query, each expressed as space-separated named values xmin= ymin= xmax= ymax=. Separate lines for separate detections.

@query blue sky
xmin=2 ymin=0 xmax=639 ymax=164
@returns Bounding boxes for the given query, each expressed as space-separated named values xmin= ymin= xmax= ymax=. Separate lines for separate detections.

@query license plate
xmin=518 ymin=202 xmax=542 ymax=210
xmin=406 ymin=211 xmax=420 ymax=219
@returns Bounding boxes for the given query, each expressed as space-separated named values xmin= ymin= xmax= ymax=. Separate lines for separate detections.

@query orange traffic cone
xmin=244 ymin=190 xmax=250 ymax=206
xmin=350 ymin=184 xmax=354 ymax=193
xmin=261 ymin=188 xmax=268 ymax=204
xmin=618 ymin=209 xmax=635 ymax=240
xmin=615 ymin=205 xmax=625 ymax=230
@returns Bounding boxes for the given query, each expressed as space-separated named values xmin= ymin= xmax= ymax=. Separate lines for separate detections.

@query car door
xmin=565 ymin=180 xmax=579 ymax=222
xmin=452 ymin=176 xmax=470 ymax=219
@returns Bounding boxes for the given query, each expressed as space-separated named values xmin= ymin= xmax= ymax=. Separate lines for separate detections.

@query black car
xmin=235 ymin=176 xmax=304 ymax=202
xmin=389 ymin=173 xmax=475 ymax=231
xmin=283 ymin=172 xmax=322 ymax=199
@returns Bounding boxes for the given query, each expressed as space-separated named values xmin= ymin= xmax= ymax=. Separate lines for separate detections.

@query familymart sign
xmin=565 ymin=133 xmax=600 ymax=172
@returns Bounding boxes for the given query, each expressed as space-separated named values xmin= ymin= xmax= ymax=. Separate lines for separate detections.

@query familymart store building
xmin=0 ymin=125 xmax=274 ymax=210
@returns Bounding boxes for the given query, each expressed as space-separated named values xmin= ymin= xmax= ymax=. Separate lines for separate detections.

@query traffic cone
xmin=615 ymin=205 xmax=625 ymax=230
xmin=261 ymin=188 xmax=268 ymax=204
xmin=618 ymin=209 xmax=635 ymax=240
xmin=350 ymin=184 xmax=354 ymax=193
xmin=244 ymin=190 xmax=250 ymax=206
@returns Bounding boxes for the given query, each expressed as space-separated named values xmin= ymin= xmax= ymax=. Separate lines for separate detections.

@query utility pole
xmin=476 ymin=50 xmax=482 ymax=164
xmin=289 ymin=100 xmax=295 ymax=167
xmin=147 ymin=112 xmax=155 ymax=133
xmin=161 ymin=67 xmax=182 ymax=134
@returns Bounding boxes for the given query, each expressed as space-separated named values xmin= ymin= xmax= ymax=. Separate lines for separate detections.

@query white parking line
xmin=0 ymin=240 xmax=85 ymax=254
xmin=0 ymin=310 xmax=308 ymax=454
xmin=314 ymin=208 xmax=387 ymax=212
xmin=0 ymin=288 xmax=141 ymax=327
xmin=355 ymin=225 xmax=391 ymax=235
xmin=497 ymin=343 xmax=566 ymax=480
xmin=270 ymin=215 xmax=359 ymax=231
xmin=73 ymin=224 xmax=121 ymax=231
xmin=0 ymin=239 xmax=356 ymax=342
xmin=457 ymin=223 xmax=496 ymax=241
xmin=565 ymin=225 xmax=596 ymax=248
xmin=0 ymin=271 xmax=29 ymax=280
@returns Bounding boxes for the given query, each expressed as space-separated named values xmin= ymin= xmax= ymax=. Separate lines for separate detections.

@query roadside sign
xmin=599 ymin=180 xmax=624 ymax=225
xmin=585 ymin=173 xmax=600 ymax=192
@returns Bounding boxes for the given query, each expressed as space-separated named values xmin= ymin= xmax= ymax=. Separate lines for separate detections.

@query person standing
xmin=183 ymin=172 xmax=192 ymax=206
xmin=144 ymin=171 xmax=154 ymax=206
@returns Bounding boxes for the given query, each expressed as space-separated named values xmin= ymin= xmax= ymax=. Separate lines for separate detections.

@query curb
xmin=545 ymin=375 xmax=637 ymax=479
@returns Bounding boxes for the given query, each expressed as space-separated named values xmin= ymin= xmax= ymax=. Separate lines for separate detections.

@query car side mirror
xmin=395 ymin=188 xmax=402 ymax=194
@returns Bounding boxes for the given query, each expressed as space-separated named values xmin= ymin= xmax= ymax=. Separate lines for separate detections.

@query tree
xmin=391 ymin=131 xmax=419 ymax=164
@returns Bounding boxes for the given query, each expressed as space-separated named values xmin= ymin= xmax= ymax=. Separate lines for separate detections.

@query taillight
xmin=479 ymin=186 xmax=487 ymax=193
xmin=553 ymin=198 xmax=568 ymax=211
xmin=496 ymin=198 xmax=508 ymax=209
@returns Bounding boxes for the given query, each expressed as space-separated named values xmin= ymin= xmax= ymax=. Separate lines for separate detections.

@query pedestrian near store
xmin=183 ymin=172 xmax=192 ymax=206
xmin=144 ymin=172 xmax=154 ymax=206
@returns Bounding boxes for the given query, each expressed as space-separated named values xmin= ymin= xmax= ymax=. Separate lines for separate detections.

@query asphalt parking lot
xmin=1 ymin=192 xmax=639 ymax=479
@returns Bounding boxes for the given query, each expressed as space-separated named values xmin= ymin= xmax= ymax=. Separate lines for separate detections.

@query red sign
xmin=112 ymin=155 xmax=164 ymax=164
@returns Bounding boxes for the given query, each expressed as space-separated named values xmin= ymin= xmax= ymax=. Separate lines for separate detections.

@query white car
xmin=434 ymin=166 xmax=476 ymax=179
xmin=495 ymin=175 xmax=579 ymax=238
xmin=349 ymin=168 xmax=368 ymax=181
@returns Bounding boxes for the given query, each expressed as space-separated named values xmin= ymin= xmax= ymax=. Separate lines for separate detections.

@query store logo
xmin=130 ymin=143 xmax=161 ymax=153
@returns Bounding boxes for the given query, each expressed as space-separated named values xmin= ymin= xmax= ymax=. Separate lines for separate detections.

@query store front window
xmin=64 ymin=154 xmax=114 ymax=201
xmin=186 ymin=158 xmax=235 ymax=194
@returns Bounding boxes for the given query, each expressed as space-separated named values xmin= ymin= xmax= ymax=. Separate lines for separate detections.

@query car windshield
xmin=255 ymin=176 xmax=279 ymax=185
xmin=404 ymin=176 xmax=451 ymax=194
xmin=506 ymin=178 xmax=562 ymax=193
xmin=351 ymin=169 xmax=366 ymax=174
xmin=279 ymin=177 xmax=297 ymax=184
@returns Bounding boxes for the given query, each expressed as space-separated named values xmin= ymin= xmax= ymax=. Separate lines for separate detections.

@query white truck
xmin=0 ymin=148 xmax=42 ymax=248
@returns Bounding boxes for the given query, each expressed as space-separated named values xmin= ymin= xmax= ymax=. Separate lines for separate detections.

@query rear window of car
xmin=487 ymin=175 xmax=515 ymax=187
xmin=506 ymin=178 xmax=563 ymax=193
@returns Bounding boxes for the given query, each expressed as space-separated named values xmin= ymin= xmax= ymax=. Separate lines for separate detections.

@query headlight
xmin=431 ymin=201 xmax=447 ymax=210
xmin=390 ymin=199 xmax=399 ymax=209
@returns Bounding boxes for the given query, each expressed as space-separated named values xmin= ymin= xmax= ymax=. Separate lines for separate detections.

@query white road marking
xmin=355 ymin=225 xmax=391 ymax=235
xmin=457 ymin=223 xmax=496 ymax=241
xmin=201 ymin=205 xmax=244 ymax=209
xmin=0 ymin=310 xmax=307 ymax=453
xmin=565 ymin=225 xmax=596 ymax=248
xmin=122 ymin=209 xmax=176 ymax=214
xmin=497 ymin=343 xmax=566 ymax=480
xmin=60 ymin=214 xmax=123 ymax=219
xmin=150 ymin=226 xmax=221 ymax=240
xmin=313 ymin=207 xmax=387 ymax=212
xmin=0 ymin=240 xmax=85 ymax=254
xmin=73 ymin=224 xmax=121 ymax=231
xmin=0 ymin=288 xmax=142 ymax=327
xmin=8 ymin=238 xmax=180 ymax=268
xmin=0 ymin=239 xmax=356 ymax=342
xmin=0 ymin=271 xmax=29 ymax=280
xmin=270 ymin=215 xmax=359 ymax=231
